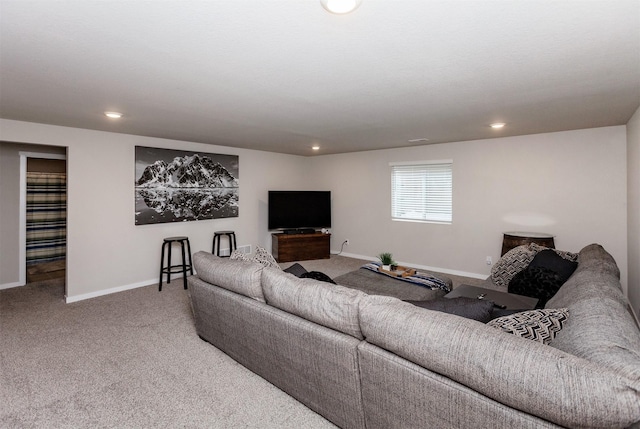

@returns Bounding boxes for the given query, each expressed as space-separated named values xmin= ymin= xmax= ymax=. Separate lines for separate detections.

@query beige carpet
xmin=1 ymin=254 xmax=484 ymax=428
xmin=0 ymin=278 xmax=336 ymax=428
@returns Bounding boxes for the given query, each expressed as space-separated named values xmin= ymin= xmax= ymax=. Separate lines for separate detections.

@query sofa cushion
xmin=262 ymin=267 xmax=366 ymax=339
xmin=193 ymin=251 xmax=266 ymax=302
xmin=405 ymin=297 xmax=495 ymax=323
xmin=487 ymin=308 xmax=569 ymax=344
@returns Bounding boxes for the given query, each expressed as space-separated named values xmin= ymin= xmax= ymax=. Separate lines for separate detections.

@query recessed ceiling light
xmin=104 ymin=111 xmax=123 ymax=119
xmin=320 ymin=0 xmax=363 ymax=14
xmin=408 ymin=138 xmax=430 ymax=143
xmin=312 ymin=145 xmax=320 ymax=151
xmin=490 ymin=122 xmax=505 ymax=129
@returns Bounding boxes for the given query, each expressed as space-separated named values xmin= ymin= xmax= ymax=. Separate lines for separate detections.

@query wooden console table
xmin=272 ymin=232 xmax=331 ymax=263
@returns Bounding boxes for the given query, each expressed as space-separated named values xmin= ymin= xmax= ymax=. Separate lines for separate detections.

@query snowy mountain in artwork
xmin=136 ymin=154 xmax=238 ymax=188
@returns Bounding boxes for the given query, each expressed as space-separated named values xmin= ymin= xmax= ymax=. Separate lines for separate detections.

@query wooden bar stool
xmin=159 ymin=236 xmax=193 ymax=291
xmin=212 ymin=230 xmax=237 ymax=257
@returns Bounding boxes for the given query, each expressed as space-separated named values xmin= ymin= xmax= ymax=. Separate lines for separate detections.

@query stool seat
xmin=212 ymin=231 xmax=237 ymax=257
xmin=159 ymin=236 xmax=193 ymax=291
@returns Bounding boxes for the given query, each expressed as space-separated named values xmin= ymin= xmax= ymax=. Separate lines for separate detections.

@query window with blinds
xmin=390 ymin=161 xmax=452 ymax=223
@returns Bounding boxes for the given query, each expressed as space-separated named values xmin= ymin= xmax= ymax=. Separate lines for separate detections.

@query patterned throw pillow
xmin=487 ymin=308 xmax=569 ymax=345
xmin=490 ymin=245 xmax=538 ymax=288
xmin=253 ymin=246 xmax=281 ymax=270
xmin=230 ymin=249 xmax=251 ymax=261
xmin=529 ymin=243 xmax=578 ymax=262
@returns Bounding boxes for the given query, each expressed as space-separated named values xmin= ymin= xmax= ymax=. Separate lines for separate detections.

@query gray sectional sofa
xmin=188 ymin=244 xmax=640 ymax=429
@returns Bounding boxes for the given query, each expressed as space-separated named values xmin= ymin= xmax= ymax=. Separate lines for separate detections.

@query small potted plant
xmin=378 ymin=252 xmax=395 ymax=271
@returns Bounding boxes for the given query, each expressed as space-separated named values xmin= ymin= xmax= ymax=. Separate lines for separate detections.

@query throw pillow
xmin=253 ymin=246 xmax=281 ymax=270
xmin=528 ymin=249 xmax=578 ymax=283
xmin=300 ymin=271 xmax=337 ymax=284
xmin=283 ymin=263 xmax=308 ymax=277
xmin=508 ymin=266 xmax=564 ymax=308
xmin=491 ymin=245 xmax=538 ymax=288
xmin=406 ymin=297 xmax=496 ymax=323
xmin=230 ymin=249 xmax=251 ymax=261
xmin=529 ymin=243 xmax=579 ymax=262
xmin=487 ymin=308 xmax=569 ymax=345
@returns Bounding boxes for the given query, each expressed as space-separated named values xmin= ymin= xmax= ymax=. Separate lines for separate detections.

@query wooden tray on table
xmin=378 ymin=265 xmax=416 ymax=278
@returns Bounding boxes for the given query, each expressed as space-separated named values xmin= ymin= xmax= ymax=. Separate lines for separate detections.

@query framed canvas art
xmin=135 ymin=146 xmax=239 ymax=225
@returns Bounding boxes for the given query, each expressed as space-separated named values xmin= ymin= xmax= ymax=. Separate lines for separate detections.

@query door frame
xmin=18 ymin=151 xmax=67 ymax=286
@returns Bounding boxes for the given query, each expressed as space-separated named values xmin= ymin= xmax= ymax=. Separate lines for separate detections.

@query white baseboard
xmin=332 ymin=251 xmax=487 ymax=280
xmin=0 ymin=281 xmax=25 ymax=290
xmin=65 ymin=278 xmax=155 ymax=303
xmin=64 ymin=273 xmax=190 ymax=303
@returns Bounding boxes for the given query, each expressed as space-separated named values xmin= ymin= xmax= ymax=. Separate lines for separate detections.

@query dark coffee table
xmin=445 ymin=284 xmax=538 ymax=310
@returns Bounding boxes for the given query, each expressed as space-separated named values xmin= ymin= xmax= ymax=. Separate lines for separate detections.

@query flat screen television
xmin=268 ymin=191 xmax=331 ymax=233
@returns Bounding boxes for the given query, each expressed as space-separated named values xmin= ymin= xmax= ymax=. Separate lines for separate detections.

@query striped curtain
xmin=26 ymin=172 xmax=67 ymax=265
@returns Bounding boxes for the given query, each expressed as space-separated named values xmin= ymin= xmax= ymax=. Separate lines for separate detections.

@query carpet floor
xmin=1 ymin=254 xmax=483 ymax=428
xmin=0 ymin=278 xmax=337 ymax=428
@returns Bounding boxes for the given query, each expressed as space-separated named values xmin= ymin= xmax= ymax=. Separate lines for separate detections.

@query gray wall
xmin=0 ymin=119 xmax=635 ymax=310
xmin=310 ymin=126 xmax=629 ymax=292
xmin=0 ymin=142 xmax=66 ymax=285
xmin=0 ymin=120 xmax=312 ymax=299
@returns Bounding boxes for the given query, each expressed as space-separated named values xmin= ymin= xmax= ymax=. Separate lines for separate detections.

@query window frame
xmin=390 ymin=160 xmax=453 ymax=224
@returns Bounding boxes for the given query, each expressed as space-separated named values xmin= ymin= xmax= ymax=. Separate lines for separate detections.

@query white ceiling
xmin=1 ymin=0 xmax=639 ymax=156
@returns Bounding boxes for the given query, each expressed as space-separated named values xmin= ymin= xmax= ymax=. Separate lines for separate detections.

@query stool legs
xmin=179 ymin=241 xmax=188 ymax=290
xmin=159 ymin=237 xmax=192 ymax=292
xmin=185 ymin=239 xmax=194 ymax=275
xmin=159 ymin=241 xmax=167 ymax=292
xmin=212 ymin=232 xmax=237 ymax=257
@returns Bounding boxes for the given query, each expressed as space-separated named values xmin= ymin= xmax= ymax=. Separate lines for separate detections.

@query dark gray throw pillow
xmin=406 ymin=297 xmax=496 ymax=323
xmin=300 ymin=271 xmax=337 ymax=284
xmin=508 ymin=266 xmax=563 ymax=308
xmin=528 ymin=249 xmax=578 ymax=282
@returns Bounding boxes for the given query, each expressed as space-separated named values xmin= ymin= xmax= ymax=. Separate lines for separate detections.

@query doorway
xmin=19 ymin=152 xmax=67 ymax=286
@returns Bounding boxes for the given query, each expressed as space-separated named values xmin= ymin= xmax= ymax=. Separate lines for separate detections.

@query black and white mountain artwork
xmin=136 ymin=154 xmax=238 ymax=188
xmin=134 ymin=147 xmax=239 ymax=225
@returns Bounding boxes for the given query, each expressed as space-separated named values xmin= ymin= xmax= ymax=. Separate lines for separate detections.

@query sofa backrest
xmin=262 ymin=267 xmax=366 ymax=340
xmin=358 ymin=294 xmax=640 ymax=429
xmin=192 ymin=251 xmax=266 ymax=302
xmin=546 ymin=243 xmax=640 ymax=384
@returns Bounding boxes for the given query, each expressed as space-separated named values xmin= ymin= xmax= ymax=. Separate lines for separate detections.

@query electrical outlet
xmin=345 ymin=239 xmax=350 ymax=246
xmin=486 ymin=256 xmax=492 ymax=266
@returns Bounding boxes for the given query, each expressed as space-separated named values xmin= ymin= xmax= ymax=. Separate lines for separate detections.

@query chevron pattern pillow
xmin=490 ymin=245 xmax=538 ymax=288
xmin=487 ymin=308 xmax=569 ymax=344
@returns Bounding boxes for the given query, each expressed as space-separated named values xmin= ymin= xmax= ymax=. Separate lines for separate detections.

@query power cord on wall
xmin=337 ymin=240 xmax=348 ymax=255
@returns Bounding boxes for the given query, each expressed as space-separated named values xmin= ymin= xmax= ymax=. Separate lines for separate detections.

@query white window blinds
xmin=390 ymin=161 xmax=453 ymax=223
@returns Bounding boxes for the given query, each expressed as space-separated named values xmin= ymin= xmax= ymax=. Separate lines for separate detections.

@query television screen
xmin=268 ymin=191 xmax=331 ymax=231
